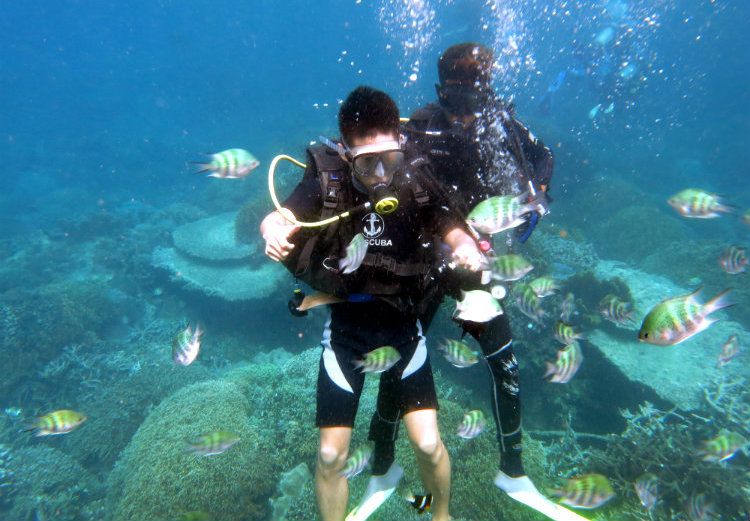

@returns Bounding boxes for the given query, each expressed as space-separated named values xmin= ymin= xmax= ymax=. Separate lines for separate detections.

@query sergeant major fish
xmin=456 ymin=409 xmax=486 ymax=439
xmin=185 ymin=430 xmax=240 ymax=456
xmin=667 ymin=189 xmax=734 ymax=218
xmin=438 ymin=339 xmax=479 ymax=368
xmin=548 ymin=473 xmax=615 ymax=509
xmin=514 ymin=284 xmax=546 ymax=324
xmin=638 ymin=288 xmax=732 ymax=346
xmin=354 ymin=346 xmax=401 ymax=373
xmin=553 ymin=321 xmax=585 ymax=345
xmin=193 ymin=148 xmax=260 ymax=179
xmin=528 ymin=276 xmax=561 ymax=298
xmin=340 ymin=444 xmax=373 ymax=479
xmin=339 ymin=233 xmax=368 ymax=274
xmin=634 ymin=473 xmax=660 ymax=514
xmin=699 ymin=431 xmax=748 ymax=463
xmin=718 ymin=245 xmax=749 ymax=274
xmin=717 ymin=334 xmax=740 ymax=367
xmin=23 ymin=409 xmax=87 ymax=436
xmin=173 ymin=323 xmax=204 ymax=366
xmin=489 ymin=254 xmax=534 ymax=282
xmin=467 ymin=193 xmax=545 ymax=235
xmin=543 ymin=341 xmax=583 ymax=383
xmin=599 ymin=294 xmax=635 ymax=325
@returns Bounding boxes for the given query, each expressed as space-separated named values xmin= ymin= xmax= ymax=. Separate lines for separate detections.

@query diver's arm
xmin=443 ymin=227 xmax=484 ymax=272
xmin=260 ymin=210 xmax=301 ymax=262
xmin=511 ymin=118 xmax=554 ymax=191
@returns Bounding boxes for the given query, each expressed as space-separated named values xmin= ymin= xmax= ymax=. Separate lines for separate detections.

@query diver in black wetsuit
xmin=261 ymin=85 xmax=487 ymax=521
xmin=357 ymin=42 xmax=554 ymax=517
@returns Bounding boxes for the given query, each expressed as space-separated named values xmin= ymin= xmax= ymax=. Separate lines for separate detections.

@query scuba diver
xmin=351 ymin=43 xmax=566 ymax=521
xmin=261 ymin=85 xmax=486 ymax=521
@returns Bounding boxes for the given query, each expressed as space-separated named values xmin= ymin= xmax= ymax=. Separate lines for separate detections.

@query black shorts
xmin=316 ymin=300 xmax=439 ymax=428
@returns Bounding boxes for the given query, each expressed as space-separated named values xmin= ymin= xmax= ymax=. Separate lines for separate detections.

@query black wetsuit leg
xmin=368 ymin=295 xmax=443 ymax=475
xmin=464 ymin=314 xmax=524 ymax=477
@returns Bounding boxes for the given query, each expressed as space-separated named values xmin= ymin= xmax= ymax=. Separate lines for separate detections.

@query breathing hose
xmin=267 ymin=154 xmax=371 ymax=227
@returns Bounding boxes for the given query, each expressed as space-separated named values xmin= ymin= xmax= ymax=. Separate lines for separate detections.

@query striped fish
xmin=667 ymin=189 xmax=733 ymax=218
xmin=544 ymin=341 xmax=583 ymax=383
xmin=717 ymin=334 xmax=740 ymax=367
xmin=405 ymin=493 xmax=432 ymax=513
xmin=340 ymin=444 xmax=372 ymax=479
xmin=193 ymin=148 xmax=260 ymax=179
xmin=467 ymin=193 xmax=545 ymax=235
xmin=456 ymin=410 xmax=487 ymax=439
xmin=354 ymin=346 xmax=401 ymax=373
xmin=528 ymin=276 xmax=561 ymax=298
xmin=599 ymin=294 xmax=635 ymax=325
xmin=438 ymin=339 xmax=479 ymax=368
xmin=553 ymin=321 xmax=585 ymax=345
xmin=489 ymin=254 xmax=534 ymax=282
xmin=743 ymin=209 xmax=750 ymax=227
xmin=700 ymin=431 xmax=748 ymax=463
xmin=186 ymin=430 xmax=240 ymax=456
xmin=172 ymin=323 xmax=203 ymax=366
xmin=638 ymin=288 xmax=732 ymax=346
xmin=548 ymin=473 xmax=615 ymax=509
xmin=718 ymin=245 xmax=749 ymax=274
xmin=514 ymin=284 xmax=546 ymax=324
xmin=685 ymin=492 xmax=718 ymax=521
xmin=634 ymin=473 xmax=659 ymax=512
xmin=24 ymin=409 xmax=87 ymax=436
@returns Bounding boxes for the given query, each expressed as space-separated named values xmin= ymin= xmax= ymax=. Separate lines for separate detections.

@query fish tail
xmin=703 ymin=288 xmax=733 ymax=316
xmin=715 ymin=203 xmax=736 ymax=214
xmin=543 ymin=361 xmax=556 ymax=379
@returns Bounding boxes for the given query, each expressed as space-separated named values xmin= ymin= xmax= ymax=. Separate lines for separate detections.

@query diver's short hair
xmin=338 ymin=86 xmax=400 ymax=143
xmin=438 ymin=43 xmax=494 ymax=87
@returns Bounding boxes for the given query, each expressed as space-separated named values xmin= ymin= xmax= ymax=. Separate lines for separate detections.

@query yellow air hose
xmin=268 ymin=154 xmax=369 ymax=227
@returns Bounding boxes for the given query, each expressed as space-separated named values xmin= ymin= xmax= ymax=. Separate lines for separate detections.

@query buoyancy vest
xmin=281 ymin=145 xmax=441 ymax=304
xmin=404 ymin=102 xmax=544 ymax=206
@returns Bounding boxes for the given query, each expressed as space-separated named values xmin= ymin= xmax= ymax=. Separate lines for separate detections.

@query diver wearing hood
xmin=261 ymin=85 xmax=485 ymax=521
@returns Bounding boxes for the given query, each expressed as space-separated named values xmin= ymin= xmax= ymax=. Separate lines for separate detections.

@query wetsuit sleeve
xmin=416 ymin=165 xmax=468 ymax=237
xmin=510 ymin=117 xmax=555 ymax=189
xmin=281 ymin=162 xmax=323 ymax=222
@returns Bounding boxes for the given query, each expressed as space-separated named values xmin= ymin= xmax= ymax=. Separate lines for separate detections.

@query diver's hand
xmin=261 ymin=209 xmax=300 ymax=262
xmin=452 ymin=242 xmax=486 ymax=271
xmin=444 ymin=227 xmax=486 ymax=272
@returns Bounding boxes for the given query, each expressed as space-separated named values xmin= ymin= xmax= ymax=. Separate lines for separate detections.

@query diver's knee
xmin=413 ymin=433 xmax=443 ymax=462
xmin=318 ymin=443 xmax=347 ymax=475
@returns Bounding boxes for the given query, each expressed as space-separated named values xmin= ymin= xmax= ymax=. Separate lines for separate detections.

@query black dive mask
xmin=436 ymin=83 xmax=487 ymax=117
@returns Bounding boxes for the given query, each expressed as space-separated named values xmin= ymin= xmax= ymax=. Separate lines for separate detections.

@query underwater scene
xmin=0 ymin=0 xmax=748 ymax=520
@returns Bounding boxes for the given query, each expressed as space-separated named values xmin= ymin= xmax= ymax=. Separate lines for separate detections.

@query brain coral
xmin=107 ymin=378 xmax=281 ymax=521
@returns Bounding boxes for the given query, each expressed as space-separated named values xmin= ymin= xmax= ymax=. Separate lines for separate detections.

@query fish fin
xmin=495 ymin=472 xmax=591 ymax=521
xmin=297 ymin=292 xmax=347 ymax=311
xmin=703 ymin=288 xmax=733 ymax=315
xmin=542 ymin=362 xmax=556 ymax=379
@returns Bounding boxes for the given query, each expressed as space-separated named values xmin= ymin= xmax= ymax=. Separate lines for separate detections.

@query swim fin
xmin=494 ymin=470 xmax=592 ymax=521
xmin=345 ymin=462 xmax=404 ymax=521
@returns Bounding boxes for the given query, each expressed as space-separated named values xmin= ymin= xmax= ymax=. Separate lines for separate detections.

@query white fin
xmin=495 ymin=471 xmax=591 ymax=521
xmin=345 ymin=462 xmax=404 ymax=521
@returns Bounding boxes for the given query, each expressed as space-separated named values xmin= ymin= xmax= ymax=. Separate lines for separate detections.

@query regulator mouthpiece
xmin=371 ymin=183 xmax=398 ymax=215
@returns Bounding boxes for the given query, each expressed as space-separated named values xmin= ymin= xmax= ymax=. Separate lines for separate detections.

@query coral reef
xmin=173 ymin=212 xmax=256 ymax=261
xmin=586 ymin=260 xmax=749 ymax=411
xmin=0 ymin=280 xmax=117 ymax=397
xmin=151 ymin=211 xmax=286 ymax=301
xmin=270 ymin=462 xmax=312 ymax=521
xmin=1 ymin=446 xmax=104 ymax=521
xmin=577 ymin=391 xmax=749 ymax=520
xmin=107 ymin=378 xmax=280 ymax=521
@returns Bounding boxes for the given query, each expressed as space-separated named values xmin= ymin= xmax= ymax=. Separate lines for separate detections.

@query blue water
xmin=1 ymin=1 xmax=748 ymax=520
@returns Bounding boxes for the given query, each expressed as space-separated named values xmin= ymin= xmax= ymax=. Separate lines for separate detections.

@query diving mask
xmin=436 ymin=83 xmax=486 ymax=117
xmin=346 ymin=139 xmax=403 ymax=215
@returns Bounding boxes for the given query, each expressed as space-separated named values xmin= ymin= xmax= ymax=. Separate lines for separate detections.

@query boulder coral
xmin=107 ymin=378 xmax=279 ymax=521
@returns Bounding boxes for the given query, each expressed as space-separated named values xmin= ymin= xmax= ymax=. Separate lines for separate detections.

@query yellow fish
xmin=24 ymin=409 xmax=87 ymax=436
